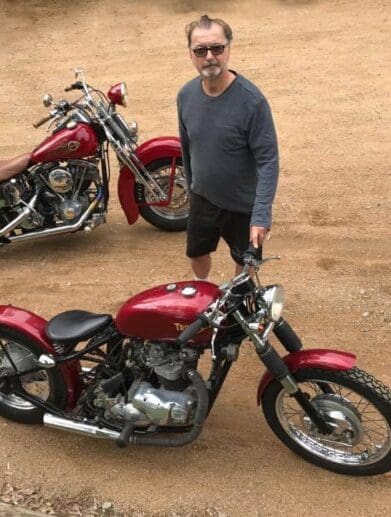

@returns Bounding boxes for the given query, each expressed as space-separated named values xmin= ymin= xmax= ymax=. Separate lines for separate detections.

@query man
xmin=177 ymin=14 xmax=279 ymax=280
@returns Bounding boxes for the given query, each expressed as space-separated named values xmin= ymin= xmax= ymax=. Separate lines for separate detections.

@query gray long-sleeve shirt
xmin=177 ymin=72 xmax=279 ymax=228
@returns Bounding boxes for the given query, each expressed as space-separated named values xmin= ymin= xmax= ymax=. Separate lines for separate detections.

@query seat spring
xmin=52 ymin=342 xmax=65 ymax=354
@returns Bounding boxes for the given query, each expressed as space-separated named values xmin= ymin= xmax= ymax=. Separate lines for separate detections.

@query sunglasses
xmin=191 ymin=44 xmax=228 ymax=58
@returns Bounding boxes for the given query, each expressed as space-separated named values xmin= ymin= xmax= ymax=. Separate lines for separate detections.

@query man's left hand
xmin=250 ymin=226 xmax=269 ymax=248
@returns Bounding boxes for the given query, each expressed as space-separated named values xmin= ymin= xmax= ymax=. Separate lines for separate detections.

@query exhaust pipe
xmin=0 ymin=193 xmax=38 ymax=238
xmin=44 ymin=369 xmax=208 ymax=448
xmin=6 ymin=195 xmax=101 ymax=243
xmin=43 ymin=413 xmax=120 ymax=441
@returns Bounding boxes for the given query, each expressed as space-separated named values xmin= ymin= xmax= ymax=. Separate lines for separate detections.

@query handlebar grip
xmin=177 ymin=317 xmax=206 ymax=345
xmin=243 ymin=243 xmax=263 ymax=264
xmin=33 ymin=113 xmax=53 ymax=129
xmin=64 ymin=82 xmax=83 ymax=92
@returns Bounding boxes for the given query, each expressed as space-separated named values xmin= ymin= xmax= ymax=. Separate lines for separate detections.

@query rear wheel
xmin=0 ymin=327 xmax=67 ymax=424
xmin=261 ymin=367 xmax=391 ymax=475
xmin=136 ymin=157 xmax=188 ymax=231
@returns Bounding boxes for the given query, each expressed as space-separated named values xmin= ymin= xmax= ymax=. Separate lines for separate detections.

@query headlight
xmin=107 ymin=82 xmax=128 ymax=107
xmin=262 ymin=285 xmax=284 ymax=322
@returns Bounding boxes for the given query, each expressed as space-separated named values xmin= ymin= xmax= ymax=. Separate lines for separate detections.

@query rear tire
xmin=261 ymin=367 xmax=391 ymax=475
xmin=136 ymin=157 xmax=188 ymax=232
xmin=0 ymin=327 xmax=67 ymax=424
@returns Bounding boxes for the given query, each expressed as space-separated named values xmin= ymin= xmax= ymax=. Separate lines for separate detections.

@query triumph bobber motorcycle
xmin=0 ymin=248 xmax=390 ymax=476
xmin=0 ymin=69 xmax=188 ymax=246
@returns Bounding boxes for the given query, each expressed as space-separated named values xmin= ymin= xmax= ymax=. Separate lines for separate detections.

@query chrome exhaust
xmin=6 ymin=195 xmax=101 ymax=243
xmin=43 ymin=413 xmax=120 ymax=441
xmin=0 ymin=193 xmax=38 ymax=238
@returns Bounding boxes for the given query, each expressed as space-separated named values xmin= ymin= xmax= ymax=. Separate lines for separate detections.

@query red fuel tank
xmin=115 ymin=281 xmax=220 ymax=344
xmin=31 ymin=123 xmax=99 ymax=163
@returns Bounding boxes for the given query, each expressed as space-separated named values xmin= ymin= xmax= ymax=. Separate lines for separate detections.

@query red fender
xmin=0 ymin=305 xmax=82 ymax=409
xmin=135 ymin=136 xmax=181 ymax=164
xmin=257 ymin=348 xmax=357 ymax=404
xmin=117 ymin=166 xmax=139 ymax=224
xmin=117 ymin=136 xmax=182 ymax=225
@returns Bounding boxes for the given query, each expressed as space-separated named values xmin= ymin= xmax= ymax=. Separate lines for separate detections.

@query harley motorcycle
xmin=0 ymin=248 xmax=390 ymax=476
xmin=0 ymin=69 xmax=188 ymax=246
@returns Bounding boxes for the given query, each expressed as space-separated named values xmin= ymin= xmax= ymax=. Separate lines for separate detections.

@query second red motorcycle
xmin=0 ymin=69 xmax=188 ymax=247
xmin=0 ymin=248 xmax=390 ymax=476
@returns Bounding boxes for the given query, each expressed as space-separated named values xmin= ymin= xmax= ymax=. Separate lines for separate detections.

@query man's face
xmin=189 ymin=23 xmax=230 ymax=80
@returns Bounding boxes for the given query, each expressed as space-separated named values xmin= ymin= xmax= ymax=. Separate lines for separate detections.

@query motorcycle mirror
xmin=42 ymin=94 xmax=54 ymax=107
xmin=74 ymin=67 xmax=85 ymax=80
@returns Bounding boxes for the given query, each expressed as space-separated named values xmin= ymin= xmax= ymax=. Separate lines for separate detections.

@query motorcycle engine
xmin=48 ymin=168 xmax=73 ymax=193
xmin=0 ymin=180 xmax=21 ymax=209
xmin=37 ymin=159 xmax=100 ymax=224
xmin=0 ymin=175 xmax=44 ymax=230
xmin=93 ymin=343 xmax=197 ymax=428
xmin=0 ymin=159 xmax=101 ymax=234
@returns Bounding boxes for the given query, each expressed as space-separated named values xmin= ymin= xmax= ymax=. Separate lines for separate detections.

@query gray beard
xmin=201 ymin=65 xmax=222 ymax=80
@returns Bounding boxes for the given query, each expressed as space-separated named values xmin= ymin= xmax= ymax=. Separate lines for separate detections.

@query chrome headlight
xmin=262 ymin=285 xmax=284 ymax=322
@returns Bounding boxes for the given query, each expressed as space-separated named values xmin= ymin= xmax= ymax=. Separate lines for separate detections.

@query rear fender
xmin=257 ymin=348 xmax=356 ymax=404
xmin=0 ymin=305 xmax=82 ymax=408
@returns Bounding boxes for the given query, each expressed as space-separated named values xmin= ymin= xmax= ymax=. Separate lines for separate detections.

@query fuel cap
xmin=181 ymin=286 xmax=197 ymax=297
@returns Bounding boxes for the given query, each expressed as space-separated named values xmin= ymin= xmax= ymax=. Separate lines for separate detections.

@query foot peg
xmin=115 ymin=422 xmax=134 ymax=448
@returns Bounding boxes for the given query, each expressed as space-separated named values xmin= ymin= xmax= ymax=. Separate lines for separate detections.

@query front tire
xmin=0 ymin=327 xmax=67 ymax=424
xmin=136 ymin=157 xmax=188 ymax=232
xmin=261 ymin=367 xmax=391 ymax=475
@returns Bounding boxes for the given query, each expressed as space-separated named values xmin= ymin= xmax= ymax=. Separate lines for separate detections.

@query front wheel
xmin=136 ymin=157 xmax=188 ymax=232
xmin=261 ymin=367 xmax=391 ymax=475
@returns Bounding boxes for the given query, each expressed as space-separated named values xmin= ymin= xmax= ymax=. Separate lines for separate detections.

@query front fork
xmin=233 ymin=311 xmax=332 ymax=434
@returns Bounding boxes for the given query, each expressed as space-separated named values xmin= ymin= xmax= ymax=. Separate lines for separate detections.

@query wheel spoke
xmin=273 ymin=374 xmax=391 ymax=468
xmin=0 ymin=340 xmax=50 ymax=409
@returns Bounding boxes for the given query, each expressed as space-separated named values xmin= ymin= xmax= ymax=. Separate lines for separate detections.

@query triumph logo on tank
xmin=174 ymin=323 xmax=189 ymax=331
xmin=174 ymin=323 xmax=204 ymax=333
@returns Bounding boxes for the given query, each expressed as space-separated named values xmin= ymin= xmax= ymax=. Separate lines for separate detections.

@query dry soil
xmin=0 ymin=1 xmax=390 ymax=516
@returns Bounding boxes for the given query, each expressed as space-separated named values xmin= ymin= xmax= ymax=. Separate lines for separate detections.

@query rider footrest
xmin=116 ymin=422 xmax=134 ymax=448
xmin=45 ymin=310 xmax=113 ymax=347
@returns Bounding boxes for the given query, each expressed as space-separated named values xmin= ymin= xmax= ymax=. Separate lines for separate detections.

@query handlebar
xmin=243 ymin=243 xmax=263 ymax=266
xmin=177 ymin=317 xmax=207 ymax=346
xmin=33 ymin=113 xmax=53 ymax=129
xmin=64 ymin=82 xmax=84 ymax=92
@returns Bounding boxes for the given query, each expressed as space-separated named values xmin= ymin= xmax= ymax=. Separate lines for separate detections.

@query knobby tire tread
xmin=261 ymin=367 xmax=391 ymax=476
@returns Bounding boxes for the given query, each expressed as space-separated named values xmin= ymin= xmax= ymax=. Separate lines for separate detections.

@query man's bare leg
xmin=191 ymin=254 xmax=212 ymax=280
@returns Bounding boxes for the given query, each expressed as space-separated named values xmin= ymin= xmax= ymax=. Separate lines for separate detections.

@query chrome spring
xmin=52 ymin=342 xmax=65 ymax=354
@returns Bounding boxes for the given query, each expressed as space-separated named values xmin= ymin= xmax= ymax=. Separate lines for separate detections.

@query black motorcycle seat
xmin=46 ymin=310 xmax=113 ymax=347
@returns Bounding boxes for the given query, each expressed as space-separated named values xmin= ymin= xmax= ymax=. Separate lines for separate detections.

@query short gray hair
xmin=185 ymin=14 xmax=233 ymax=47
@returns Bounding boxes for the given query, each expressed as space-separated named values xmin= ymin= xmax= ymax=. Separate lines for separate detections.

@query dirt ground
xmin=0 ymin=0 xmax=390 ymax=515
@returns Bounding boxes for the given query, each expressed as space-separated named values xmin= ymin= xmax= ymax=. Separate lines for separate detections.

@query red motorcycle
xmin=0 ymin=248 xmax=390 ymax=476
xmin=0 ymin=69 xmax=188 ymax=246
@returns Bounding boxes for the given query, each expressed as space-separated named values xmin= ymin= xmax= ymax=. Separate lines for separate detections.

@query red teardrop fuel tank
xmin=31 ymin=123 xmax=99 ymax=163
xmin=115 ymin=281 xmax=220 ymax=344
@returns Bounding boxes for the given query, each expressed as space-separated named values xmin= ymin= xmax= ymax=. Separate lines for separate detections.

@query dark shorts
xmin=186 ymin=192 xmax=261 ymax=265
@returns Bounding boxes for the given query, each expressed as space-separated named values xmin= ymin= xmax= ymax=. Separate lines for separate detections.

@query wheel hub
xmin=301 ymin=394 xmax=364 ymax=445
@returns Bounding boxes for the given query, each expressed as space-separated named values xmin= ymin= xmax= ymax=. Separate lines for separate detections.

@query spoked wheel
xmin=261 ymin=367 xmax=391 ymax=475
xmin=136 ymin=157 xmax=189 ymax=231
xmin=0 ymin=328 xmax=67 ymax=424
